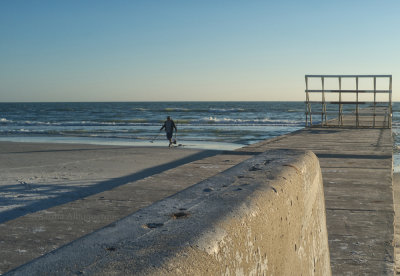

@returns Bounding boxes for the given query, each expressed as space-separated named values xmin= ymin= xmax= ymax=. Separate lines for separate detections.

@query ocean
xmin=0 ymin=102 xmax=306 ymax=150
xmin=1 ymin=101 xmax=399 ymax=162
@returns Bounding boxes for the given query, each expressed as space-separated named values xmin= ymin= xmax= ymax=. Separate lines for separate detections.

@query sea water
xmin=0 ymin=101 xmax=399 ymax=158
xmin=0 ymin=102 xmax=305 ymax=150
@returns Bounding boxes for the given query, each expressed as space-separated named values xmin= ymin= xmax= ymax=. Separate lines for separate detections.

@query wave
xmin=0 ymin=118 xmax=14 ymax=123
xmin=209 ymin=108 xmax=246 ymax=112
xmin=164 ymin=107 xmax=191 ymax=112
xmin=0 ymin=129 xmax=144 ymax=136
xmin=1 ymin=116 xmax=303 ymax=127
xmin=156 ymin=107 xmax=251 ymax=113
xmin=3 ymin=119 xmax=154 ymax=127
xmin=99 ymin=119 xmax=150 ymax=124
xmin=194 ymin=116 xmax=302 ymax=126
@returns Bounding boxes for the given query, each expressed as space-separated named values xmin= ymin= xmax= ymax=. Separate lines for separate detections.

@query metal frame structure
xmin=305 ymin=75 xmax=392 ymax=128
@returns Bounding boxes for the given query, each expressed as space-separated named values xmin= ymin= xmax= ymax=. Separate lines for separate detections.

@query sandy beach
xmin=0 ymin=141 xmax=254 ymax=274
xmin=0 ymin=141 xmax=219 ymax=221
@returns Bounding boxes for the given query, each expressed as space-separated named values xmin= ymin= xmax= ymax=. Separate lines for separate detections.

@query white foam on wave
xmin=24 ymin=120 xmax=56 ymax=125
xmin=198 ymin=116 xmax=301 ymax=125
xmin=209 ymin=108 xmax=246 ymax=112
xmin=18 ymin=129 xmax=30 ymax=132
xmin=0 ymin=118 xmax=12 ymax=123
xmin=164 ymin=107 xmax=190 ymax=112
xmin=15 ymin=120 xmax=151 ymax=127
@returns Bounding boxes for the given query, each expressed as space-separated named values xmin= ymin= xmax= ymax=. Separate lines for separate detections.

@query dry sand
xmin=0 ymin=141 xmax=248 ymax=274
xmin=0 ymin=141 xmax=218 ymax=220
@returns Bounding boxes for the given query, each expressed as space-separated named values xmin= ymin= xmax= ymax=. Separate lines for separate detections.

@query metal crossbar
xmin=305 ymin=75 xmax=392 ymax=128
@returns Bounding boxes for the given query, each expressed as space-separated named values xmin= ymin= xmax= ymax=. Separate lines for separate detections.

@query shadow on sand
xmin=0 ymin=150 xmax=221 ymax=224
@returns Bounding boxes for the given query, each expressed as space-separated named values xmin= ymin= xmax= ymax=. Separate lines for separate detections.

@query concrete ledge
xmin=7 ymin=149 xmax=331 ymax=275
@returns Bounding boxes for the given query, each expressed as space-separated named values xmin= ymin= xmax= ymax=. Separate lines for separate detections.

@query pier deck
xmin=239 ymin=126 xmax=394 ymax=274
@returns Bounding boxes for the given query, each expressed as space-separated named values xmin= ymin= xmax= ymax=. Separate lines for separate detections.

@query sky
xmin=0 ymin=0 xmax=399 ymax=102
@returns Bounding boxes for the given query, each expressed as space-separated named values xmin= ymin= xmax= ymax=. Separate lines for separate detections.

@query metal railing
xmin=305 ymin=75 xmax=392 ymax=128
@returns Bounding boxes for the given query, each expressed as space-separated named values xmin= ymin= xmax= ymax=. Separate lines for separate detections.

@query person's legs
xmin=166 ymin=132 xmax=173 ymax=147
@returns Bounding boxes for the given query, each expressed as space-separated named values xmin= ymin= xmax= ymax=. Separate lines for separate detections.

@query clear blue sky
xmin=0 ymin=0 xmax=399 ymax=102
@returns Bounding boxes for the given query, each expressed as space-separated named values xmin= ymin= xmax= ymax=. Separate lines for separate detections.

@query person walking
xmin=160 ymin=116 xmax=177 ymax=147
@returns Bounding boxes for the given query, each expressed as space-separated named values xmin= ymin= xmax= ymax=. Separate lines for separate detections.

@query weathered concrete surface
xmin=0 ymin=142 xmax=253 ymax=274
xmin=394 ymin=173 xmax=400 ymax=274
xmin=238 ymin=127 xmax=394 ymax=275
xmin=7 ymin=150 xmax=331 ymax=276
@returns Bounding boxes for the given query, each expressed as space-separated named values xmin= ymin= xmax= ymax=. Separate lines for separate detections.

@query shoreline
xmin=0 ymin=136 xmax=245 ymax=151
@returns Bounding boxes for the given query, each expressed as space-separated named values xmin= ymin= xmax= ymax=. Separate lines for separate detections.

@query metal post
xmin=356 ymin=77 xmax=359 ymax=127
xmin=389 ymin=76 xmax=392 ymax=128
xmin=373 ymin=77 xmax=376 ymax=128
xmin=305 ymin=76 xmax=309 ymax=126
xmin=321 ymin=77 xmax=326 ymax=126
xmin=339 ymin=77 xmax=342 ymax=126
xmin=305 ymin=76 xmax=313 ymax=126
xmin=324 ymin=81 xmax=327 ymax=124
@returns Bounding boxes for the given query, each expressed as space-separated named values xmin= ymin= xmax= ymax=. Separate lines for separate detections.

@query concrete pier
xmin=1 ymin=119 xmax=395 ymax=274
xmin=239 ymin=127 xmax=394 ymax=274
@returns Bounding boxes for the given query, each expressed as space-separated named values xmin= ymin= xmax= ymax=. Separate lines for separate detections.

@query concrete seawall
xmin=7 ymin=150 xmax=331 ymax=275
xmin=241 ymin=127 xmax=394 ymax=274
